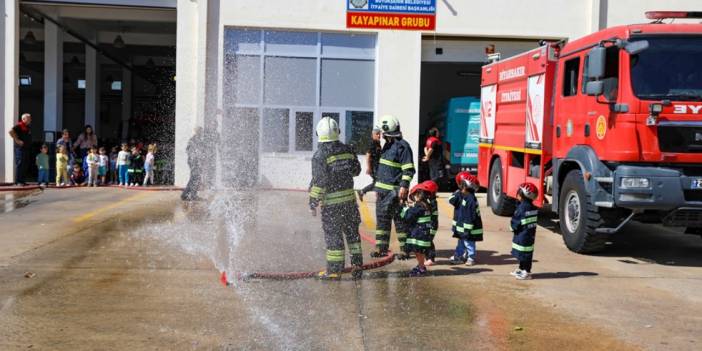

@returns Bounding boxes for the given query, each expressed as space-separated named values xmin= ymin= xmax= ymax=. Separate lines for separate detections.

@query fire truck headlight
xmin=621 ymin=177 xmax=650 ymax=189
xmin=649 ymin=103 xmax=663 ymax=114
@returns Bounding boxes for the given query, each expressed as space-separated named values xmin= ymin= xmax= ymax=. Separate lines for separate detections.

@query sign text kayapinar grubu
xmin=346 ymin=0 xmax=436 ymax=31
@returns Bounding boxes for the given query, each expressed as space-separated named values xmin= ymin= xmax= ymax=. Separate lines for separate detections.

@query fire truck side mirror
xmin=585 ymin=81 xmax=604 ymax=96
xmin=623 ymin=40 xmax=649 ymax=55
xmin=585 ymin=46 xmax=606 ymax=80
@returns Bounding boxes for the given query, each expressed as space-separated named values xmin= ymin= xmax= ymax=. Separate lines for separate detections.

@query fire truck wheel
xmin=559 ymin=170 xmax=607 ymax=253
xmin=488 ymin=158 xmax=516 ymax=216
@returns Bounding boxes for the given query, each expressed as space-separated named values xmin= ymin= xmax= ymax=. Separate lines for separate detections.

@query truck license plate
xmin=692 ymin=179 xmax=702 ymax=189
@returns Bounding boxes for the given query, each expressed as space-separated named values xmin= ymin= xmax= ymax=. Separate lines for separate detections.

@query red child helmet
xmin=410 ymin=182 xmax=431 ymax=196
xmin=518 ymin=182 xmax=538 ymax=200
xmin=455 ymin=171 xmax=479 ymax=191
xmin=421 ymin=180 xmax=439 ymax=196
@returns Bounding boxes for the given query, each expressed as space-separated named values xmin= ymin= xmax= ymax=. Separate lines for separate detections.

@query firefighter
xmin=371 ymin=115 xmax=416 ymax=260
xmin=309 ymin=117 xmax=363 ymax=280
xmin=510 ymin=182 xmax=539 ymax=280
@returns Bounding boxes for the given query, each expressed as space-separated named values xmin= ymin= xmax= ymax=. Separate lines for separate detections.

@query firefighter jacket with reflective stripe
xmin=374 ymin=137 xmax=415 ymax=191
xmin=400 ymin=202 xmax=433 ymax=252
xmin=449 ymin=191 xmax=483 ymax=241
xmin=309 ymin=141 xmax=361 ymax=208
xmin=511 ymin=200 xmax=538 ymax=261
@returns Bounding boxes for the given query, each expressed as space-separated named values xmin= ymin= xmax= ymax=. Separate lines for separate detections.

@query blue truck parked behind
xmin=431 ymin=97 xmax=481 ymax=180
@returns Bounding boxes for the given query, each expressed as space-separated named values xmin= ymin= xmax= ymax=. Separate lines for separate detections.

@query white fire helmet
xmin=379 ymin=115 xmax=401 ymax=137
xmin=316 ymin=116 xmax=340 ymax=142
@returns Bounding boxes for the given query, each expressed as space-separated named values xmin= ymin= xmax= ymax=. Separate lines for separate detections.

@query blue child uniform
xmin=400 ymin=202 xmax=433 ymax=255
xmin=510 ymin=199 xmax=538 ymax=272
xmin=426 ymin=196 xmax=439 ymax=261
xmin=449 ymin=190 xmax=483 ymax=260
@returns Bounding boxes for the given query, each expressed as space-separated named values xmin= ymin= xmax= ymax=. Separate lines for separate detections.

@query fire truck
xmin=477 ymin=11 xmax=702 ymax=253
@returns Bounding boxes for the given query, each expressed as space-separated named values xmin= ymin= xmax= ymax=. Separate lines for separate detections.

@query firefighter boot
xmin=317 ymin=271 xmax=342 ymax=281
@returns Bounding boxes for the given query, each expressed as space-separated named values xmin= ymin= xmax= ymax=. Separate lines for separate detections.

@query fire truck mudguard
xmin=553 ymin=145 xmax=615 ymax=213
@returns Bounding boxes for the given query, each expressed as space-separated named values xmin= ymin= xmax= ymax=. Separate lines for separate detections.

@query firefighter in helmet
xmin=309 ymin=116 xmax=364 ymax=280
xmin=371 ymin=115 xmax=416 ymax=259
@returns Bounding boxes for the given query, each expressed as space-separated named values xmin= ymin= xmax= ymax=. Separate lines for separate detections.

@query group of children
xmin=400 ymin=172 xmax=538 ymax=280
xmin=36 ymin=142 xmax=157 ymax=187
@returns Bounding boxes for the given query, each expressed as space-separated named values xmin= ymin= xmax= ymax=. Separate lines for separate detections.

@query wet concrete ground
xmin=0 ymin=188 xmax=700 ymax=350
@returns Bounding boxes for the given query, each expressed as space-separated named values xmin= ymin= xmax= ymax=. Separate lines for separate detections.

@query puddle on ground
xmin=1 ymin=190 xmax=41 ymax=214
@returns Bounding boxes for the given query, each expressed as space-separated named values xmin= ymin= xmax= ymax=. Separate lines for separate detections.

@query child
xmin=449 ymin=172 xmax=483 ymax=266
xmin=420 ymin=180 xmax=439 ymax=266
xmin=357 ymin=126 xmax=382 ymax=201
xmin=510 ymin=182 xmax=539 ymax=280
xmin=56 ymin=145 xmax=69 ymax=186
xmin=36 ymin=144 xmax=50 ymax=187
xmin=86 ymin=146 xmax=99 ymax=187
xmin=128 ymin=146 xmax=144 ymax=186
xmin=98 ymin=147 xmax=109 ymax=185
xmin=401 ymin=182 xmax=436 ymax=277
xmin=143 ymin=144 xmax=156 ymax=186
xmin=109 ymin=146 xmax=119 ymax=184
xmin=70 ymin=163 xmax=85 ymax=186
xmin=117 ymin=143 xmax=131 ymax=186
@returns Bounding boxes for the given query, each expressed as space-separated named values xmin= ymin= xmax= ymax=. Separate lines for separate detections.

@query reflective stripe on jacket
xmin=449 ymin=191 xmax=483 ymax=241
xmin=309 ymin=141 xmax=361 ymax=208
xmin=511 ymin=200 xmax=538 ymax=260
xmin=374 ymin=138 xmax=415 ymax=191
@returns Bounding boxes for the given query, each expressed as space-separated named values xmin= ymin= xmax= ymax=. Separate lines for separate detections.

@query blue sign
xmin=347 ymin=0 xmax=436 ymax=15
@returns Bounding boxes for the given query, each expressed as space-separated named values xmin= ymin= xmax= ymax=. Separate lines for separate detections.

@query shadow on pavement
xmin=433 ymin=250 xmax=538 ymax=266
xmin=600 ymin=222 xmax=702 ymax=268
xmin=537 ymin=209 xmax=561 ymax=235
xmin=531 ymin=271 xmax=598 ymax=280
xmin=361 ymin=267 xmax=493 ymax=280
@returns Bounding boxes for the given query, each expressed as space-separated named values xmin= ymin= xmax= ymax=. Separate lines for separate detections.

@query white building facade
xmin=3 ymin=0 xmax=701 ymax=189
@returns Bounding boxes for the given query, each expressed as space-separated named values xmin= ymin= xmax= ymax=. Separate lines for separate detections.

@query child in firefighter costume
xmin=309 ymin=117 xmax=364 ymax=280
xmin=448 ymin=172 xmax=483 ymax=266
xmin=371 ymin=115 xmax=415 ymax=260
xmin=510 ymin=182 xmax=539 ymax=280
xmin=401 ymin=182 xmax=436 ymax=276
xmin=420 ymin=181 xmax=439 ymax=266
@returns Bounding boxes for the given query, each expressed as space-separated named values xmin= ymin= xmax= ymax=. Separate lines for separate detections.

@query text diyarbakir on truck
xmin=477 ymin=11 xmax=702 ymax=253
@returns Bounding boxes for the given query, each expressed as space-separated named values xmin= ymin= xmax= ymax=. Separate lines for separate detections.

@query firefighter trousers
xmin=374 ymin=190 xmax=408 ymax=253
xmin=322 ymin=204 xmax=363 ymax=273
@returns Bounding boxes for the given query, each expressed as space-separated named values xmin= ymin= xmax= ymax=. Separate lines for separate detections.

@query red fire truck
xmin=478 ymin=11 xmax=702 ymax=253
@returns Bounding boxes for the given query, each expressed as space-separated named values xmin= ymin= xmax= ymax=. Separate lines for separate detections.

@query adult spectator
xmin=74 ymin=125 xmax=98 ymax=158
xmin=422 ymin=127 xmax=445 ymax=183
xmin=56 ymin=129 xmax=75 ymax=171
xmin=8 ymin=113 xmax=33 ymax=186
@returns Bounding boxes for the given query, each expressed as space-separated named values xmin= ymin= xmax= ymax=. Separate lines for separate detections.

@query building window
xmin=295 ymin=112 xmax=314 ymax=151
xmin=346 ymin=111 xmax=374 ymax=153
xmin=262 ymin=108 xmax=290 ymax=152
xmin=223 ymin=28 xmax=376 ymax=154
xmin=563 ymin=57 xmax=580 ymax=97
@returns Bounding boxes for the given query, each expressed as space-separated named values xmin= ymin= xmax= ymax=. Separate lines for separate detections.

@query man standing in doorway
xmin=422 ymin=127 xmax=444 ymax=183
xmin=309 ymin=117 xmax=363 ymax=280
xmin=8 ymin=113 xmax=33 ymax=186
xmin=371 ymin=115 xmax=415 ymax=260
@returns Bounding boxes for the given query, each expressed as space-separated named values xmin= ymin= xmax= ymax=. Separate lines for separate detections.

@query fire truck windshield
xmin=630 ymin=36 xmax=702 ymax=101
